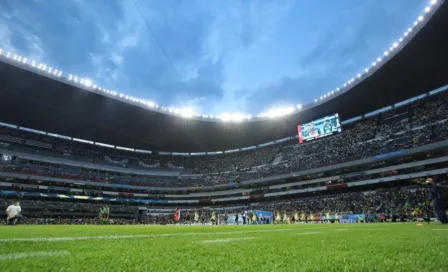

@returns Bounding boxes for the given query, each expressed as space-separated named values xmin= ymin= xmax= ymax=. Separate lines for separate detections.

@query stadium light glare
xmin=2 ymin=0 xmax=438 ymax=122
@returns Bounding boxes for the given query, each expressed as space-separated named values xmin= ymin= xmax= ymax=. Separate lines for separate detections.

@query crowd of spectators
xmin=1 ymin=184 xmax=439 ymax=225
xmin=0 ymin=92 xmax=447 ymax=188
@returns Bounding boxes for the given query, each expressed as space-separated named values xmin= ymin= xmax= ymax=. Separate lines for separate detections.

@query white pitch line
xmin=0 ymin=225 xmax=388 ymax=243
xmin=0 ymin=250 xmax=70 ymax=261
xmin=294 ymin=232 xmax=321 ymax=235
xmin=196 ymin=237 xmax=256 ymax=244
xmin=334 ymin=228 xmax=387 ymax=232
xmin=0 ymin=228 xmax=298 ymax=243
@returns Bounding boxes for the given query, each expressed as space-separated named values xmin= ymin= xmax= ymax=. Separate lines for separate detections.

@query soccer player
xmin=426 ymin=177 xmax=448 ymax=224
xmin=224 ymin=212 xmax=228 ymax=225
xmin=6 ymin=201 xmax=22 ymax=226
xmin=210 ymin=209 xmax=216 ymax=225
xmin=194 ymin=210 xmax=199 ymax=224
xmin=174 ymin=208 xmax=181 ymax=224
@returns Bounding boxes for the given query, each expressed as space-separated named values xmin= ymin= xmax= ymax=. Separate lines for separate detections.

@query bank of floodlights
xmin=0 ymin=0 xmax=440 ymax=122
xmin=313 ymin=0 xmax=438 ymax=104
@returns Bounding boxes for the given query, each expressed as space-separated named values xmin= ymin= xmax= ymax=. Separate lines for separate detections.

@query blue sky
xmin=0 ymin=0 xmax=429 ymax=115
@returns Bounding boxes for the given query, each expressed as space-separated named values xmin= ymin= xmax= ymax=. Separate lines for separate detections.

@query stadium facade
xmin=0 ymin=1 xmax=447 ymax=224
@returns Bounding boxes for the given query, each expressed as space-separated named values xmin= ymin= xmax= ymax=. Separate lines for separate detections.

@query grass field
xmin=0 ymin=223 xmax=447 ymax=272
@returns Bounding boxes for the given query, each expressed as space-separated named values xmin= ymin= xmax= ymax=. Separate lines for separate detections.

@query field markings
xmin=196 ymin=237 xmax=257 ymax=244
xmin=0 ymin=250 xmax=70 ymax=261
xmin=334 ymin=228 xmax=388 ymax=232
xmin=293 ymin=232 xmax=321 ymax=235
xmin=0 ymin=225 xmax=388 ymax=243
xmin=432 ymin=229 xmax=448 ymax=231
xmin=0 ymin=228 xmax=298 ymax=243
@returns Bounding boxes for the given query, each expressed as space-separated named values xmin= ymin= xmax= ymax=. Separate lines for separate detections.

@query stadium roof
xmin=0 ymin=1 xmax=447 ymax=153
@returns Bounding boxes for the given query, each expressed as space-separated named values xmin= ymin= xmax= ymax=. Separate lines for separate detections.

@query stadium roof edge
xmin=0 ymin=1 xmax=447 ymax=152
xmin=0 ymin=85 xmax=446 ymax=155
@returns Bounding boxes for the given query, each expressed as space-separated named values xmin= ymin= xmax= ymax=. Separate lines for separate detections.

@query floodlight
xmin=384 ymin=51 xmax=389 ymax=56
xmin=425 ymin=7 xmax=430 ymax=13
xmin=418 ymin=16 xmax=424 ymax=21
xmin=431 ymin=0 xmax=437 ymax=5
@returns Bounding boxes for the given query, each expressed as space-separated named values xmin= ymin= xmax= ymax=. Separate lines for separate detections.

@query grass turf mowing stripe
xmin=196 ymin=237 xmax=256 ymax=244
xmin=0 ymin=250 xmax=70 ymax=261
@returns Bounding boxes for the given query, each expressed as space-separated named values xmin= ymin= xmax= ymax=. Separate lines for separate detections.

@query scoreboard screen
xmin=297 ymin=113 xmax=342 ymax=144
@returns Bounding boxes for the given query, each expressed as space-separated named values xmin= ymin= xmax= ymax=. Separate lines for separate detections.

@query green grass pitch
xmin=0 ymin=223 xmax=447 ymax=271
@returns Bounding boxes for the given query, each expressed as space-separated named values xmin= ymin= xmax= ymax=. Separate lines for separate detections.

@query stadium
xmin=0 ymin=0 xmax=448 ymax=271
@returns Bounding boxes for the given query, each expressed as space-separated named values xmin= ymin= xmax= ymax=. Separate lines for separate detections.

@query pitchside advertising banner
xmin=297 ymin=113 xmax=342 ymax=144
xmin=227 ymin=210 xmax=273 ymax=224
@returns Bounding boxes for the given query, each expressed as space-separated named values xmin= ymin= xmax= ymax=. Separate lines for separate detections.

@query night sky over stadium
xmin=0 ymin=0 xmax=428 ymax=115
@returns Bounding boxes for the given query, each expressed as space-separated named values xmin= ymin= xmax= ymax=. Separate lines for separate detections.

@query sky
xmin=0 ymin=0 xmax=430 ymax=116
